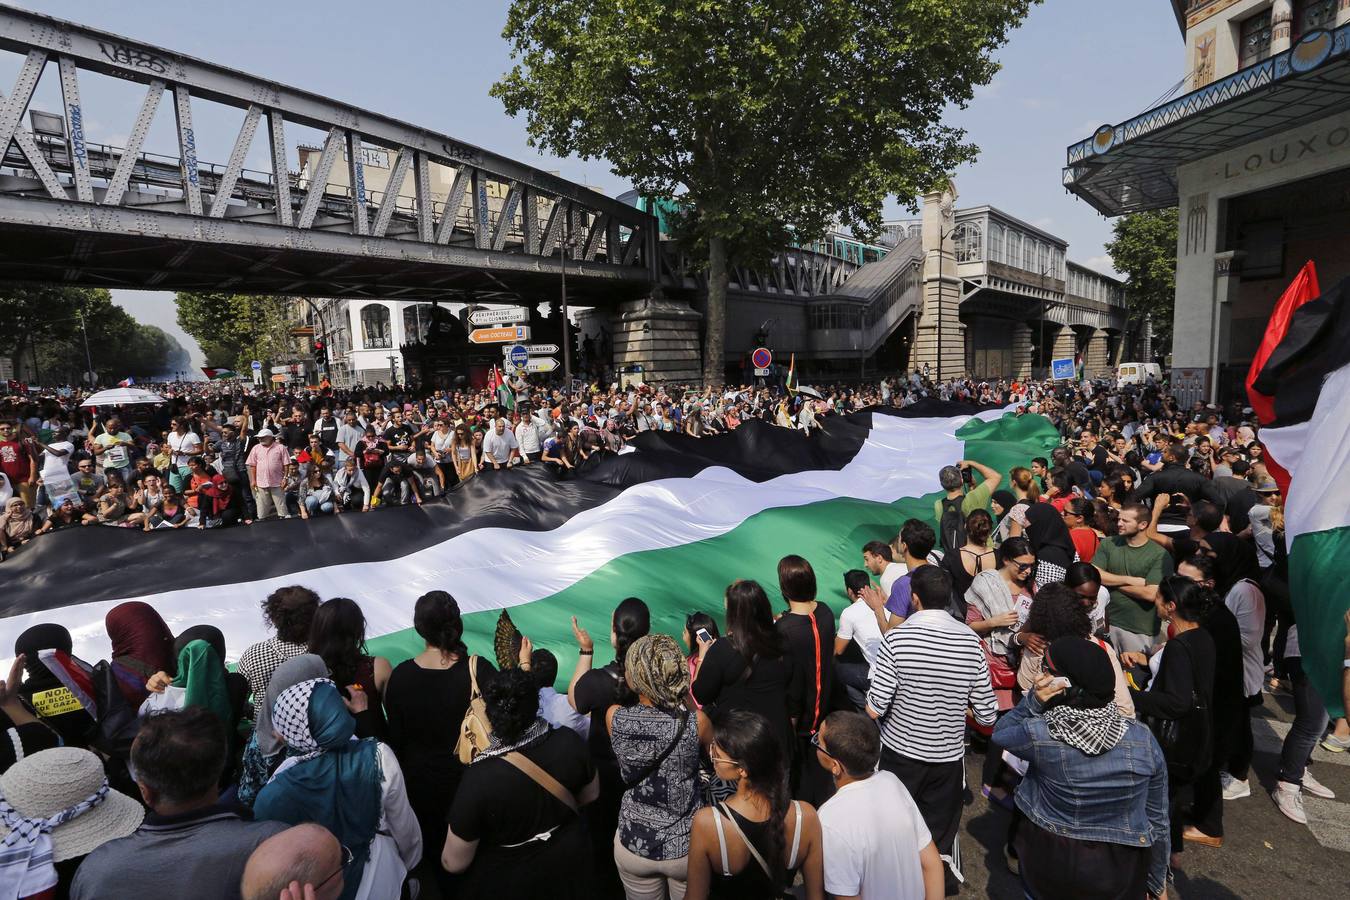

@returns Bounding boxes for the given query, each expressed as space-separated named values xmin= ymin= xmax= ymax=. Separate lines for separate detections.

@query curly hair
xmin=1021 ymin=582 xmax=1091 ymax=641
xmin=262 ymin=586 xmax=320 ymax=644
xmin=624 ymin=634 xmax=689 ymax=709
xmin=482 ymin=667 xmax=539 ymax=743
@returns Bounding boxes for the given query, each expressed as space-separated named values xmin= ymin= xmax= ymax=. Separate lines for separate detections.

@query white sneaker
xmin=1302 ymin=770 xmax=1336 ymax=800
xmin=1221 ymin=773 xmax=1251 ymax=800
xmin=1321 ymin=733 xmax=1350 ymax=753
xmin=1274 ymin=781 xmax=1307 ymax=824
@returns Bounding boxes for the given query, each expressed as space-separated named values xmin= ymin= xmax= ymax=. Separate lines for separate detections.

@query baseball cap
xmin=255 ymin=428 xmax=276 ymax=438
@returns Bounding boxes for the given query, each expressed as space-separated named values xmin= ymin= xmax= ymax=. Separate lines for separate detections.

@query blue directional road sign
xmin=508 ymin=344 xmax=529 ymax=371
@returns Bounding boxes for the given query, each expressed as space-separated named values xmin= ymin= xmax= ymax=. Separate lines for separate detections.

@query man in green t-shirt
xmin=1095 ymin=501 xmax=1173 ymax=655
xmin=933 ymin=459 xmax=1001 ymax=557
xmin=92 ymin=417 xmax=134 ymax=477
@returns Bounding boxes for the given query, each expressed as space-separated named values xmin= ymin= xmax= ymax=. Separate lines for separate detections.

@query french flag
xmin=117 ymin=376 xmax=135 ymax=387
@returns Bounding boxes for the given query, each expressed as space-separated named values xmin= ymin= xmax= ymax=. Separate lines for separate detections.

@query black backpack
xmin=937 ymin=495 xmax=966 ymax=557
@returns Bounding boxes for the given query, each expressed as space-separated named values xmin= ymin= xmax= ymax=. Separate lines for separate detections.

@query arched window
xmin=1039 ymin=244 xmax=1051 ymax=276
xmin=908 ymin=224 xmax=922 ymax=240
xmin=1006 ymin=232 xmax=1022 ymax=271
xmin=360 ymin=304 xmax=392 ymax=349
xmin=953 ymin=222 xmax=982 ymax=263
xmin=403 ymin=304 xmax=433 ymax=344
xmin=988 ymin=223 xmax=1005 ymax=264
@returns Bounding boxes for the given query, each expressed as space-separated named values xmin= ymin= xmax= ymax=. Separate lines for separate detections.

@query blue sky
xmin=11 ymin=0 xmax=1183 ymax=364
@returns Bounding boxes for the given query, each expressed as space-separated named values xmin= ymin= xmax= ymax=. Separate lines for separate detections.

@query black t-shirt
xmin=355 ymin=439 xmax=385 ymax=470
xmin=692 ymin=640 xmax=802 ymax=746
xmin=573 ymin=663 xmax=626 ymax=769
xmin=1083 ymin=445 xmax=1109 ymax=473
xmin=314 ymin=416 xmax=339 ymax=450
xmin=447 ymin=727 xmax=595 ymax=899
xmin=383 ymin=423 xmax=416 ymax=450
xmin=279 ymin=422 xmax=308 ymax=452
xmin=775 ymin=605 xmax=836 ymax=736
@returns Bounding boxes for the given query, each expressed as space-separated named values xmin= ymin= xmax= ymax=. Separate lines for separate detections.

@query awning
xmin=1064 ymin=26 xmax=1350 ymax=216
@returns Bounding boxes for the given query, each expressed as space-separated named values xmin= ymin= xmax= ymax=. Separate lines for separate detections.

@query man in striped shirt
xmin=866 ymin=565 xmax=997 ymax=893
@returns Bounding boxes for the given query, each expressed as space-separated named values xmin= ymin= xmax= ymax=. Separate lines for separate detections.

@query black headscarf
xmin=1203 ymin=531 xmax=1261 ymax=596
xmin=174 ymin=625 xmax=227 ymax=663
xmin=1024 ymin=502 xmax=1076 ymax=570
xmin=14 ymin=624 xmax=73 ymax=690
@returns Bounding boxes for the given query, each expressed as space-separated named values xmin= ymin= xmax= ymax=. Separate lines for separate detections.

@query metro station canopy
xmin=1063 ymin=25 xmax=1350 ymax=217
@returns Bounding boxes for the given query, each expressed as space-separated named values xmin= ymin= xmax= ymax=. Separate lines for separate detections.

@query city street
xmin=959 ymin=691 xmax=1350 ymax=898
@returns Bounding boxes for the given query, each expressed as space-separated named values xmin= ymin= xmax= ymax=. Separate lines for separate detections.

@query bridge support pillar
xmin=1011 ymin=322 xmax=1034 ymax=380
xmin=1084 ymin=329 xmax=1110 ymax=379
xmin=1051 ymin=327 xmax=1077 ymax=366
xmin=608 ymin=296 xmax=704 ymax=384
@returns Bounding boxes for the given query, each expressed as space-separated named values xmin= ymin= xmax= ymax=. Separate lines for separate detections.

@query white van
xmin=1117 ymin=362 xmax=1162 ymax=386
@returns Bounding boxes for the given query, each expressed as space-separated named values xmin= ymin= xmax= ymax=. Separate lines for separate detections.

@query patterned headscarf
xmin=624 ymin=634 xmax=689 ymax=709
xmin=271 ymin=678 xmax=353 ymax=764
xmin=0 ymin=780 xmax=108 ymax=900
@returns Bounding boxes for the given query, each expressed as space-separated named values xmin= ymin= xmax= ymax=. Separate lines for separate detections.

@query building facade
xmin=1065 ymin=1 xmax=1350 ymax=406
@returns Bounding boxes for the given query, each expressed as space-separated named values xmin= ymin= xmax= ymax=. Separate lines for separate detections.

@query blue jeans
xmin=304 ymin=495 xmax=334 ymax=516
xmin=835 ymin=661 xmax=870 ymax=711
xmin=1279 ymin=656 xmax=1329 ymax=785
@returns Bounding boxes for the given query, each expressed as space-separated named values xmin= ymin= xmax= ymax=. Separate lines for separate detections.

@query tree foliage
xmin=493 ymin=0 xmax=1038 ymax=383
xmin=175 ymin=292 xmax=293 ymax=371
xmin=0 ymin=286 xmax=185 ymax=384
xmin=1105 ymin=208 xmax=1178 ymax=356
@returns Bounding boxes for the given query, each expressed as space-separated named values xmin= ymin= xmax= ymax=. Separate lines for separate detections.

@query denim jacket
xmin=994 ymin=691 xmax=1170 ymax=895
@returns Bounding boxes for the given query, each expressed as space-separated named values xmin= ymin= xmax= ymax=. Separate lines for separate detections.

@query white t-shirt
xmin=167 ymin=430 xmax=202 ymax=468
xmin=837 ymin=599 xmax=884 ymax=670
xmin=878 ymin=562 xmax=903 ymax=598
xmin=1225 ymin=579 xmax=1266 ymax=698
xmin=481 ymin=428 xmax=519 ymax=464
xmin=820 ymin=770 xmax=932 ymax=900
xmin=40 ymin=441 xmax=74 ymax=478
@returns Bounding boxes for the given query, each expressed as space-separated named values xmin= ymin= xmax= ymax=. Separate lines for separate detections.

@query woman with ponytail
xmin=568 ymin=596 xmax=652 ymax=898
xmin=685 ymin=710 xmax=824 ymax=900
xmin=384 ymin=590 xmax=495 ymax=897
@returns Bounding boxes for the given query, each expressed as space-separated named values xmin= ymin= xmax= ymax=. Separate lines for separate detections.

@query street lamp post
xmin=559 ymin=219 xmax=576 ymax=401
xmin=77 ymin=309 xmax=95 ymax=386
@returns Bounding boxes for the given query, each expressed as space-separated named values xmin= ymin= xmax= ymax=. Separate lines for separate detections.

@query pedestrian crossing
xmin=1251 ymin=716 xmax=1350 ymax=853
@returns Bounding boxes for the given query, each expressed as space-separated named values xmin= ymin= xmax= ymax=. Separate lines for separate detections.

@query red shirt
xmin=0 ymin=439 xmax=31 ymax=482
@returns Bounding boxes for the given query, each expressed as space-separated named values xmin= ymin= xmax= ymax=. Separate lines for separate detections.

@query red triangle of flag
xmin=1246 ymin=260 xmax=1320 ymax=425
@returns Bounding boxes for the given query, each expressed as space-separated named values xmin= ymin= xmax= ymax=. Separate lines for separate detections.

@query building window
xmin=953 ymin=222 xmax=982 ymax=263
xmin=1239 ymin=9 xmax=1273 ymax=69
xmin=403 ymin=304 xmax=433 ymax=344
xmin=908 ymin=224 xmax=922 ymax=240
xmin=1006 ymin=232 xmax=1022 ymax=271
xmin=360 ymin=304 xmax=392 ymax=349
xmin=1024 ymin=238 xmax=1037 ymax=272
xmin=1295 ymin=0 xmax=1336 ymax=37
xmin=988 ymin=223 xmax=1005 ymax=264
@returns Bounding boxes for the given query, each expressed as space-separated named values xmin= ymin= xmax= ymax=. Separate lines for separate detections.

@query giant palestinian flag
xmin=2 ymin=402 xmax=1059 ymax=677
xmin=1252 ymin=274 xmax=1350 ymax=719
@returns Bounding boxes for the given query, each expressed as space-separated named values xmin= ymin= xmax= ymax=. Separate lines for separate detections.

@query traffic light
xmin=313 ymin=339 xmax=327 ymax=366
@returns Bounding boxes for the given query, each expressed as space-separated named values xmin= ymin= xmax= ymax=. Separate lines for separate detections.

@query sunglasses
xmin=1013 ymin=560 xmax=1036 ymax=571
xmin=809 ymin=731 xmax=835 ymax=759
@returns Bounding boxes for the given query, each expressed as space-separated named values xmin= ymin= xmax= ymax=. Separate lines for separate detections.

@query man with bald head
xmin=240 ymin=824 xmax=345 ymax=900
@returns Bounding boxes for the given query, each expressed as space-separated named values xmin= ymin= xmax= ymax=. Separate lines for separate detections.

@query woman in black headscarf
xmin=12 ymin=624 xmax=98 ymax=745
xmin=1024 ymin=502 xmax=1077 ymax=590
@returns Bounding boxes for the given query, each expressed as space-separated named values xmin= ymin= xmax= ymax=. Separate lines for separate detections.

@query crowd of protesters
xmin=1 ymin=370 xmax=1016 ymax=546
xmin=3 ymin=371 xmax=1349 ymax=900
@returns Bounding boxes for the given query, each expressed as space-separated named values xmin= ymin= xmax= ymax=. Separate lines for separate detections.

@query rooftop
xmin=1063 ymin=25 xmax=1350 ymax=216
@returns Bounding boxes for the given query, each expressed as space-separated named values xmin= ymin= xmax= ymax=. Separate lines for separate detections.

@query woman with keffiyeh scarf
xmin=253 ymin=678 xmax=421 ymax=900
xmin=994 ymin=637 xmax=1170 ymax=900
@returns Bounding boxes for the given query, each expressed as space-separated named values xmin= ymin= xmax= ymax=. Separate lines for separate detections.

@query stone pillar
xmin=1051 ymin=327 xmax=1076 ymax=363
xmin=1209 ymin=250 xmax=1245 ymax=403
xmin=1084 ymin=329 xmax=1110 ymax=378
xmin=611 ymin=296 xmax=703 ymax=384
xmin=1010 ymin=322 xmax=1033 ymax=380
xmin=1271 ymin=0 xmax=1294 ymax=54
xmin=912 ymin=181 xmax=966 ymax=380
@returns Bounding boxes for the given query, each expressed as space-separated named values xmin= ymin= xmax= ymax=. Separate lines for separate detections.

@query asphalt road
xmin=957 ymin=690 xmax=1350 ymax=898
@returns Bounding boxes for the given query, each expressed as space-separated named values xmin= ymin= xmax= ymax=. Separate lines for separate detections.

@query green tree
xmin=493 ymin=0 xmax=1037 ymax=384
xmin=175 ymin=292 xmax=292 ymax=372
xmin=1105 ymin=208 xmax=1178 ymax=358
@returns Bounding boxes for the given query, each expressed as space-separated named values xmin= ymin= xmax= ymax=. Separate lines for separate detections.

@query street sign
xmin=250 ymin=360 xmax=262 ymax=371
xmin=524 ymin=356 xmax=560 ymax=373
xmin=469 ymin=306 xmax=529 ymax=326
xmin=469 ymin=325 xmax=531 ymax=344
xmin=751 ymin=347 xmax=773 ymax=369
xmin=526 ymin=344 xmax=559 ymax=355
xmin=754 ymin=367 xmax=770 ymax=377
xmin=1050 ymin=357 xmax=1076 ymax=380
xmin=507 ymin=344 xmax=530 ymax=370
xmin=271 ymin=364 xmax=303 ymax=375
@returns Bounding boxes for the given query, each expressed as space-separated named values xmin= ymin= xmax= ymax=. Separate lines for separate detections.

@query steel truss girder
xmin=0 ymin=4 xmax=658 ymax=285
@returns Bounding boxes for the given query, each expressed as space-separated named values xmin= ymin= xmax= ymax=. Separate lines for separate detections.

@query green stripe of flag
xmin=367 ymin=411 xmax=1061 ymax=681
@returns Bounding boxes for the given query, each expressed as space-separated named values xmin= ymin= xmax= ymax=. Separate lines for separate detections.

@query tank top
xmin=707 ymin=800 xmax=802 ymax=900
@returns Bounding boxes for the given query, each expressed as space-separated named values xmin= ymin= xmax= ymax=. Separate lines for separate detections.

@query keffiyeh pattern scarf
xmin=0 ymin=780 xmax=108 ymax=900
xmin=1042 ymin=704 xmax=1129 ymax=756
